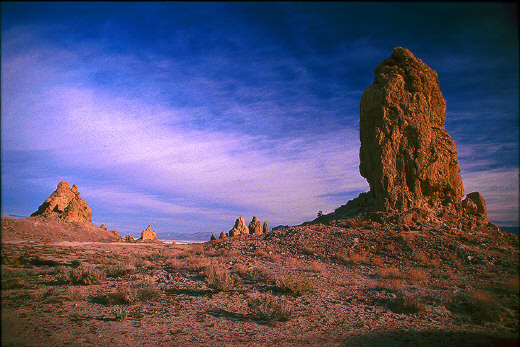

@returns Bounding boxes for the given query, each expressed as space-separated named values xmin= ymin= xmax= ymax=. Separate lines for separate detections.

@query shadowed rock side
xmin=248 ymin=216 xmax=262 ymax=235
xmin=359 ymin=47 xmax=463 ymax=212
xmin=31 ymin=181 xmax=93 ymax=223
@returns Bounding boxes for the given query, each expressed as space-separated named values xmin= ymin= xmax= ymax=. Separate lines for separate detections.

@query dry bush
xmin=268 ymin=252 xmax=282 ymax=261
xmin=308 ymin=260 xmax=326 ymax=272
xmin=371 ymin=256 xmax=385 ymax=267
xmin=104 ymin=262 xmax=136 ymax=278
xmin=190 ymin=243 xmax=204 ymax=255
xmin=204 ymin=263 xmax=237 ymax=292
xmin=185 ymin=255 xmax=210 ymax=271
xmin=379 ymin=266 xmax=401 ymax=279
xmin=235 ymin=265 xmax=273 ymax=284
xmin=385 ymin=243 xmax=396 ymax=252
xmin=406 ymin=268 xmax=429 ymax=283
xmin=107 ymin=279 xmax=160 ymax=305
xmin=65 ymin=287 xmax=85 ymax=301
xmin=1 ymin=269 xmax=28 ymax=289
xmin=135 ymin=259 xmax=156 ymax=271
xmin=389 ymin=294 xmax=426 ymax=315
xmin=275 ymin=275 xmax=314 ymax=296
xmin=451 ymin=290 xmax=503 ymax=323
xmin=247 ymin=293 xmax=297 ymax=322
xmin=502 ymin=277 xmax=520 ymax=294
xmin=56 ymin=266 xmax=106 ymax=285
xmin=346 ymin=217 xmax=371 ymax=228
xmin=302 ymin=246 xmax=317 ymax=256
xmin=413 ymin=250 xmax=429 ymax=263
xmin=166 ymin=258 xmax=185 ymax=271
xmin=204 ymin=248 xmax=225 ymax=257
xmin=285 ymin=257 xmax=301 ymax=266
xmin=254 ymin=249 xmax=269 ymax=258
xmin=227 ymin=248 xmax=240 ymax=257
xmin=335 ymin=249 xmax=369 ymax=265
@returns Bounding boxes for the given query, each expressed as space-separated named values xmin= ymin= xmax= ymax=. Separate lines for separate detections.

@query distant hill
xmin=158 ymin=231 xmax=212 ymax=242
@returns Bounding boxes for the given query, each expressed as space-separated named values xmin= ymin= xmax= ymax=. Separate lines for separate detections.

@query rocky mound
xmin=1 ymin=215 xmax=122 ymax=243
xmin=31 ymin=181 xmax=93 ymax=223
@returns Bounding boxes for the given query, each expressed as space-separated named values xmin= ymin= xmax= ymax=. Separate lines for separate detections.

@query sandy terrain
xmin=1 ymin=221 xmax=519 ymax=346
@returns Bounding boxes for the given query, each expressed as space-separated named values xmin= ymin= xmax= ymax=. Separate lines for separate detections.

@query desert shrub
xmin=204 ymin=264 xmax=237 ymax=292
xmin=136 ymin=279 xmax=161 ymax=302
xmin=334 ymin=249 xmax=369 ymax=265
xmin=308 ymin=260 xmax=326 ymax=272
xmin=247 ymin=294 xmax=297 ymax=322
xmin=135 ymin=259 xmax=156 ymax=271
xmin=65 ymin=287 xmax=85 ymax=301
xmin=185 ymin=255 xmax=210 ymax=271
xmin=502 ymin=277 xmax=520 ymax=294
xmin=71 ymin=260 xmax=82 ymax=268
xmin=254 ymin=249 xmax=269 ymax=258
xmin=378 ymin=266 xmax=401 ymax=279
xmin=56 ymin=266 xmax=106 ymax=285
xmin=406 ymin=268 xmax=429 ymax=283
xmin=147 ymin=252 xmax=164 ymax=261
xmin=166 ymin=258 xmax=185 ymax=271
xmin=370 ymin=256 xmax=384 ymax=267
xmin=1 ymin=269 xmax=28 ymax=289
xmin=236 ymin=265 xmax=273 ymax=284
xmin=105 ymin=262 xmax=136 ymax=278
xmin=108 ymin=286 xmax=139 ymax=305
xmin=451 ymin=290 xmax=503 ymax=323
xmin=190 ymin=243 xmax=205 ymax=255
xmin=275 ymin=275 xmax=314 ymax=296
xmin=389 ymin=295 xmax=426 ymax=315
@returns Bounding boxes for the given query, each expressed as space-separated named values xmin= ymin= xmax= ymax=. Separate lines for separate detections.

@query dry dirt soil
xmin=1 ymin=221 xmax=519 ymax=346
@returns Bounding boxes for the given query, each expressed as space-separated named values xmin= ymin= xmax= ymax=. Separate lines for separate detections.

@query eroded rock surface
xmin=229 ymin=217 xmax=248 ymax=237
xmin=248 ymin=216 xmax=262 ymax=235
xmin=31 ymin=181 xmax=93 ymax=223
xmin=139 ymin=225 xmax=157 ymax=241
xmin=359 ymin=47 xmax=464 ymax=211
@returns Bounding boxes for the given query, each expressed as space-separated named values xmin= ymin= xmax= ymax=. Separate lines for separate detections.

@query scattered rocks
xmin=359 ymin=47 xmax=464 ymax=211
xmin=31 ymin=181 xmax=93 ymax=223
xmin=248 ymin=216 xmax=262 ymax=235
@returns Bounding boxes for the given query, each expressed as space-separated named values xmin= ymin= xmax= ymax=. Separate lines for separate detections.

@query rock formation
xmin=31 ymin=181 xmax=93 ymax=223
xmin=210 ymin=232 xmax=217 ymax=241
xmin=100 ymin=224 xmax=107 ymax=231
xmin=139 ymin=225 xmax=157 ymax=241
xmin=229 ymin=217 xmax=249 ymax=237
xmin=125 ymin=235 xmax=135 ymax=243
xmin=263 ymin=222 xmax=269 ymax=234
xmin=248 ymin=216 xmax=262 ymax=235
xmin=359 ymin=47 xmax=464 ymax=211
xmin=462 ymin=192 xmax=487 ymax=219
xmin=219 ymin=231 xmax=227 ymax=239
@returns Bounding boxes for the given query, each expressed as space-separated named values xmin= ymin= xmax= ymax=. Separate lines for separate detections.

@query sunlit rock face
xmin=359 ymin=47 xmax=464 ymax=211
xmin=229 ymin=216 xmax=248 ymax=237
xmin=140 ymin=225 xmax=157 ymax=241
xmin=31 ymin=181 xmax=93 ymax=223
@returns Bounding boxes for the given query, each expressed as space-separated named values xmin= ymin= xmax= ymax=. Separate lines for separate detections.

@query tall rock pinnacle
xmin=359 ymin=47 xmax=464 ymax=211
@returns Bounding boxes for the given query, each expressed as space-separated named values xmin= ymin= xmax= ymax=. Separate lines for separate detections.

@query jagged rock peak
xmin=359 ymin=47 xmax=464 ymax=211
xmin=229 ymin=216 xmax=248 ymax=237
xmin=31 ymin=181 xmax=92 ymax=223
xmin=248 ymin=216 xmax=262 ymax=235
xmin=140 ymin=225 xmax=157 ymax=241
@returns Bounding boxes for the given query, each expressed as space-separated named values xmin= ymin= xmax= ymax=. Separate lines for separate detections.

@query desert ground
xmin=2 ymin=221 xmax=518 ymax=347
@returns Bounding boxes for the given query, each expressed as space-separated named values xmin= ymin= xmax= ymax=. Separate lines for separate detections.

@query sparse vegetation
xmin=203 ymin=263 xmax=237 ymax=292
xmin=55 ymin=266 xmax=106 ymax=285
xmin=275 ymin=275 xmax=314 ymax=296
xmin=247 ymin=293 xmax=297 ymax=322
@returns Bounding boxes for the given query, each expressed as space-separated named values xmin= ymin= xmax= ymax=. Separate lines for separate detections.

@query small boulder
xmin=463 ymin=192 xmax=487 ymax=218
xmin=248 ymin=216 xmax=262 ymax=235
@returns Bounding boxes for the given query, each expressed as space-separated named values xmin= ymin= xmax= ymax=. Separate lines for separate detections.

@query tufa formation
xmin=328 ymin=47 xmax=492 ymax=230
xmin=31 ymin=181 xmax=92 ymax=223
xmin=359 ymin=47 xmax=463 ymax=211
xmin=138 ymin=225 xmax=157 ymax=242
xmin=229 ymin=217 xmax=249 ymax=237
xmin=248 ymin=216 xmax=262 ymax=235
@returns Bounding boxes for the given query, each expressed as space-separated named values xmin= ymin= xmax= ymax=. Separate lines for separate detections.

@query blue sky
xmin=2 ymin=3 xmax=518 ymax=237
